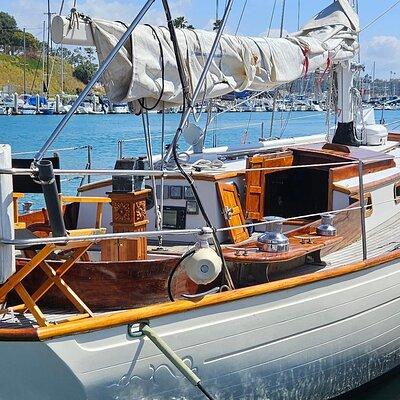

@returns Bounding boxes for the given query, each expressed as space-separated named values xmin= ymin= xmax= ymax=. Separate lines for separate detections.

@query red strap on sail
xmin=318 ymin=57 xmax=332 ymax=85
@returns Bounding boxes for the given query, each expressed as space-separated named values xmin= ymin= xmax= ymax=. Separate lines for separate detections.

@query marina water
xmin=1 ymin=110 xmax=400 ymax=398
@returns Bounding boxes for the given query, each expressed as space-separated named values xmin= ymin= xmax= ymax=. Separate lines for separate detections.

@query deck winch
xmin=257 ymin=216 xmax=289 ymax=253
xmin=181 ymin=228 xmax=222 ymax=284
xmin=316 ymin=214 xmax=337 ymax=237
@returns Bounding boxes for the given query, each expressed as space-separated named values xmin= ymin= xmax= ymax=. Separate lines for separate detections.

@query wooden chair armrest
xmin=66 ymin=228 xmax=107 ymax=237
xmin=60 ymin=195 xmax=111 ymax=204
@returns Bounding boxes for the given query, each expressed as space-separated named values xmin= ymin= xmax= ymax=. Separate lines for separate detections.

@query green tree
xmin=10 ymin=31 xmax=40 ymax=51
xmin=84 ymin=47 xmax=96 ymax=63
xmin=172 ymin=16 xmax=194 ymax=29
xmin=73 ymin=61 xmax=97 ymax=84
xmin=0 ymin=12 xmax=17 ymax=46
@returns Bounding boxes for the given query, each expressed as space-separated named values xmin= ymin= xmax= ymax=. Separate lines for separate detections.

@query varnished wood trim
xmin=60 ymin=195 xmax=111 ymax=203
xmin=193 ymin=171 xmax=244 ymax=182
xmin=78 ymin=179 xmax=112 ymax=192
xmin=330 ymin=160 xmax=396 ymax=183
xmin=77 ymin=173 xmax=243 ymax=191
xmin=332 ymin=172 xmax=400 ymax=195
xmin=388 ymin=133 xmax=400 ymax=142
xmin=322 ymin=143 xmax=350 ymax=153
xmin=33 ymin=248 xmax=400 ymax=341
xmin=0 ymin=328 xmax=39 ymax=341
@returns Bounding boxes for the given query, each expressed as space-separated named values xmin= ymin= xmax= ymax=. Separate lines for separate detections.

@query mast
xmin=61 ymin=44 xmax=64 ymax=94
xmin=42 ymin=20 xmax=46 ymax=96
xmin=372 ymin=61 xmax=376 ymax=98
xmin=45 ymin=0 xmax=53 ymax=96
xmin=331 ymin=61 xmax=359 ymax=146
xmin=23 ymin=27 xmax=26 ymax=95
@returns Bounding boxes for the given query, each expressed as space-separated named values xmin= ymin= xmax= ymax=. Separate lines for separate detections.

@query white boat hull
xmin=2 ymin=258 xmax=400 ymax=399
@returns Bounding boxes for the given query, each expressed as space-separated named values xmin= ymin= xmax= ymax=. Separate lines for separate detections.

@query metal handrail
xmin=1 ymin=197 xmax=396 ymax=246
xmin=0 ymin=157 xmax=395 ymax=176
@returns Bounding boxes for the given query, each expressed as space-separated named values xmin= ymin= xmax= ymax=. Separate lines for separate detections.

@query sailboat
xmin=0 ymin=1 xmax=400 ymax=399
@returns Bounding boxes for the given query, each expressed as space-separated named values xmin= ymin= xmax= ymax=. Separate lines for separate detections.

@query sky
xmin=2 ymin=0 xmax=400 ymax=78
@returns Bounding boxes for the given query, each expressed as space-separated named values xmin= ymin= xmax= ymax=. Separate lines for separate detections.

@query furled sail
xmin=57 ymin=0 xmax=359 ymax=111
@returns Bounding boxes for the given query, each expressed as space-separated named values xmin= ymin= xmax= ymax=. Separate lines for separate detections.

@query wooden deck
xmin=324 ymin=212 xmax=400 ymax=267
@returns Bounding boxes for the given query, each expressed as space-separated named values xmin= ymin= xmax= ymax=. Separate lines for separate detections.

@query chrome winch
xmin=257 ymin=216 xmax=289 ymax=253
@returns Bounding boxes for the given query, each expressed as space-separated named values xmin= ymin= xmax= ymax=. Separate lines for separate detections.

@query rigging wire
xmin=235 ymin=0 xmax=248 ymax=35
xmin=280 ymin=0 xmax=286 ymax=38
xmin=59 ymin=0 xmax=65 ymax=15
xmin=360 ymin=0 xmax=400 ymax=33
xmin=267 ymin=0 xmax=277 ymax=37
xmin=297 ymin=0 xmax=301 ymax=31
xmin=163 ymin=0 xmax=235 ymax=290
xmin=158 ymin=102 xmax=166 ymax=248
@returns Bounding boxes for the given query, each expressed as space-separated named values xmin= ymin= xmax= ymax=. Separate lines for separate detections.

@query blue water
xmin=2 ymin=109 xmax=400 ymax=195
xmin=1 ymin=110 xmax=400 ymax=398
xmin=0 ymin=110 xmax=336 ymax=198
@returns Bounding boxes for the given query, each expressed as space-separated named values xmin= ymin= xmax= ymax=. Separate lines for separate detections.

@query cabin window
xmin=394 ymin=182 xmax=400 ymax=204
xmin=349 ymin=193 xmax=373 ymax=218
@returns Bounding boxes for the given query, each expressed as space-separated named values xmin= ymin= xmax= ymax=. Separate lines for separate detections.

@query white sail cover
xmin=90 ymin=0 xmax=359 ymax=110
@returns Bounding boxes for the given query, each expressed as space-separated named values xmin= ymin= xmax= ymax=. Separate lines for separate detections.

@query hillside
xmin=0 ymin=53 xmax=85 ymax=95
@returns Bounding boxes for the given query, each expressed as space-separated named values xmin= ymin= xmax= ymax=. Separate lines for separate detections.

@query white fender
xmin=0 ymin=145 xmax=15 ymax=283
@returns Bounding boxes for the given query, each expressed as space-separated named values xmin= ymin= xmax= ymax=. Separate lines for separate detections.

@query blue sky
xmin=3 ymin=0 xmax=400 ymax=77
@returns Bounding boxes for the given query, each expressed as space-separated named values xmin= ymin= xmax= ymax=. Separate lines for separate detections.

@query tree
xmin=0 ymin=12 xmax=17 ymax=46
xmin=172 ymin=16 xmax=194 ymax=29
xmin=73 ymin=61 xmax=97 ymax=84
xmin=0 ymin=12 xmax=40 ymax=54
xmin=84 ymin=47 xmax=96 ymax=63
xmin=10 ymin=31 xmax=40 ymax=51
